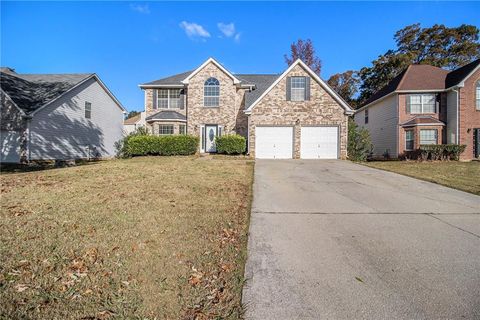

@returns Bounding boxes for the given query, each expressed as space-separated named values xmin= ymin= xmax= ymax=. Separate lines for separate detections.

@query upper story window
xmin=408 ymin=94 xmax=436 ymax=114
xmin=476 ymin=80 xmax=480 ymax=110
xmin=156 ymin=89 xmax=181 ymax=109
xmin=204 ymin=77 xmax=220 ymax=107
xmin=364 ymin=109 xmax=369 ymax=124
xmin=85 ymin=102 xmax=92 ymax=119
xmin=291 ymin=77 xmax=306 ymax=101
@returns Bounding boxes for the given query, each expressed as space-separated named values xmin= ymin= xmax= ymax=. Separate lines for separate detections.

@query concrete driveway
xmin=242 ymin=160 xmax=480 ymax=319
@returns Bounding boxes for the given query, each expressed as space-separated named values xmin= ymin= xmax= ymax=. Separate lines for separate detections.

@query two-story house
xmin=355 ymin=59 xmax=480 ymax=160
xmin=139 ymin=58 xmax=353 ymax=159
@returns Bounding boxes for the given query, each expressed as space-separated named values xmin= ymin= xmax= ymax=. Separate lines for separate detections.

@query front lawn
xmin=364 ymin=161 xmax=480 ymax=195
xmin=0 ymin=157 xmax=253 ymax=319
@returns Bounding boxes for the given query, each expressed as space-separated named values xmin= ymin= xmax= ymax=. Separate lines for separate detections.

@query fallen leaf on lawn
xmin=355 ymin=276 xmax=364 ymax=283
xmin=189 ymin=273 xmax=203 ymax=286
xmin=15 ymin=284 xmax=29 ymax=292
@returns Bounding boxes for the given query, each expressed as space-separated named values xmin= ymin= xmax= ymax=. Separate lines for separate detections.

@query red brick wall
xmin=458 ymin=67 xmax=480 ymax=160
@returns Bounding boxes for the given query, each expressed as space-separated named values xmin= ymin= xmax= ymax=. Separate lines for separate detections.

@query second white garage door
xmin=300 ymin=126 xmax=339 ymax=159
xmin=255 ymin=126 xmax=293 ymax=159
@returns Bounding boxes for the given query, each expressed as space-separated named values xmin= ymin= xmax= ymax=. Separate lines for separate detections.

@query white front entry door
xmin=205 ymin=125 xmax=218 ymax=153
xmin=300 ymin=126 xmax=339 ymax=159
xmin=255 ymin=126 xmax=293 ymax=159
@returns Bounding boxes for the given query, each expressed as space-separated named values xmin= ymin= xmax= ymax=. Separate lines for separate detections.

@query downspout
xmin=452 ymin=88 xmax=460 ymax=144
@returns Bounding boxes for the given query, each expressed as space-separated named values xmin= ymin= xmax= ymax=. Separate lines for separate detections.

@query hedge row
xmin=124 ymin=135 xmax=199 ymax=156
xmin=404 ymin=144 xmax=466 ymax=161
xmin=216 ymin=134 xmax=246 ymax=154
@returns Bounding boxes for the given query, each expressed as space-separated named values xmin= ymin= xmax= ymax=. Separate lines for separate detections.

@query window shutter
xmin=179 ymin=89 xmax=185 ymax=110
xmin=286 ymin=77 xmax=291 ymax=101
xmin=218 ymin=126 xmax=223 ymax=136
xmin=305 ymin=77 xmax=310 ymax=100
xmin=406 ymin=95 xmax=410 ymax=113
xmin=152 ymin=89 xmax=157 ymax=109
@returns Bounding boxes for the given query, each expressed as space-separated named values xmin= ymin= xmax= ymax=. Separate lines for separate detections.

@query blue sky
xmin=2 ymin=1 xmax=479 ymax=112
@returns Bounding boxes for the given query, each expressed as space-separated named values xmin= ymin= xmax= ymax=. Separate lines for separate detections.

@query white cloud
xmin=130 ymin=3 xmax=150 ymax=14
xmin=234 ymin=33 xmax=241 ymax=42
xmin=217 ymin=22 xmax=236 ymax=37
xmin=180 ymin=21 xmax=211 ymax=40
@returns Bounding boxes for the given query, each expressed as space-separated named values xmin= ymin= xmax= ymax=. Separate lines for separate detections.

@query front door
xmin=205 ymin=125 xmax=218 ymax=153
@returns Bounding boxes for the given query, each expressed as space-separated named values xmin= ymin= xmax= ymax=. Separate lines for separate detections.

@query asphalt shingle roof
xmin=146 ymin=110 xmax=186 ymax=121
xmin=445 ymin=59 xmax=480 ymax=88
xmin=141 ymin=71 xmax=193 ymax=86
xmin=0 ymin=71 xmax=93 ymax=113
xmin=235 ymin=74 xmax=280 ymax=109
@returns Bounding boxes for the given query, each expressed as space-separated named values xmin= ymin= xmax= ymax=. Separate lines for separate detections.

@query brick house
xmin=139 ymin=58 xmax=353 ymax=159
xmin=0 ymin=68 xmax=125 ymax=163
xmin=354 ymin=59 xmax=480 ymax=160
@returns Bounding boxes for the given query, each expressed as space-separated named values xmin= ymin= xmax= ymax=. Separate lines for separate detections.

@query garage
xmin=300 ymin=126 xmax=339 ymax=159
xmin=255 ymin=126 xmax=293 ymax=159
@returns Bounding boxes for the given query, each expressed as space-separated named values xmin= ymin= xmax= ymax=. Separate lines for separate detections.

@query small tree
xmin=284 ymin=39 xmax=322 ymax=75
xmin=348 ymin=118 xmax=372 ymax=162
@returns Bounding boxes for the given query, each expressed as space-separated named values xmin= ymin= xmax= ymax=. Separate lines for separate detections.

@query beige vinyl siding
xmin=29 ymin=77 xmax=124 ymax=160
xmin=355 ymin=95 xmax=398 ymax=157
xmin=446 ymin=90 xmax=458 ymax=144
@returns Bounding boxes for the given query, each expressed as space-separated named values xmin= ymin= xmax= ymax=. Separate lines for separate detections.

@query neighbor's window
xmin=85 ymin=102 xmax=92 ymax=119
xmin=476 ymin=81 xmax=480 ymax=110
xmin=405 ymin=130 xmax=414 ymax=150
xmin=156 ymin=89 xmax=181 ymax=109
xmin=408 ymin=94 xmax=436 ymax=114
xmin=365 ymin=109 xmax=369 ymax=124
xmin=179 ymin=124 xmax=186 ymax=135
xmin=158 ymin=125 xmax=174 ymax=135
xmin=204 ymin=77 xmax=220 ymax=107
xmin=291 ymin=76 xmax=306 ymax=101
xmin=420 ymin=129 xmax=437 ymax=145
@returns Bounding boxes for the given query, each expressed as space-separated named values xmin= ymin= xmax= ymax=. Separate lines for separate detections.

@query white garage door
xmin=300 ymin=126 xmax=338 ymax=159
xmin=255 ymin=126 xmax=293 ymax=159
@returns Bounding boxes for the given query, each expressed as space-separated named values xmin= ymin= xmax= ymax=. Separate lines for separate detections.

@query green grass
xmin=364 ymin=161 xmax=480 ymax=195
xmin=0 ymin=156 xmax=254 ymax=319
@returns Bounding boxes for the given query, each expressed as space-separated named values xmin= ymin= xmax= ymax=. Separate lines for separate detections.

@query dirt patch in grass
xmin=364 ymin=161 xmax=480 ymax=195
xmin=0 ymin=156 xmax=254 ymax=319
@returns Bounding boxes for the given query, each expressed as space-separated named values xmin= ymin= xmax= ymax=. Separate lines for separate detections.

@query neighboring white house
xmin=123 ymin=111 xmax=145 ymax=135
xmin=0 ymin=67 xmax=126 ymax=163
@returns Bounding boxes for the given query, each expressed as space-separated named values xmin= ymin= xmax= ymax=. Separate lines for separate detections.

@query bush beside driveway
xmin=0 ymin=157 xmax=253 ymax=319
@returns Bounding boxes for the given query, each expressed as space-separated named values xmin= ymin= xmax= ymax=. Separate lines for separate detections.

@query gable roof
xmin=124 ymin=113 xmax=142 ymax=125
xmin=182 ymin=57 xmax=241 ymax=85
xmin=244 ymin=59 xmax=354 ymax=114
xmin=0 ymin=70 xmax=125 ymax=115
xmin=361 ymin=59 xmax=480 ymax=110
xmin=445 ymin=58 xmax=480 ymax=88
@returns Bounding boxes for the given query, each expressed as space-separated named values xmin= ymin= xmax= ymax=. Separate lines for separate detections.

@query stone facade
xmin=248 ymin=64 xmax=349 ymax=159
xmin=186 ymin=62 xmax=248 ymax=137
xmin=458 ymin=67 xmax=480 ymax=160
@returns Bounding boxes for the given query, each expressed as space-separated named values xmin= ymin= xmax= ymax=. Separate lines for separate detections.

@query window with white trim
xmin=420 ymin=129 xmax=437 ymax=145
xmin=204 ymin=77 xmax=220 ymax=107
xmin=179 ymin=124 xmax=186 ymax=135
xmin=85 ymin=102 xmax=92 ymax=119
xmin=405 ymin=130 xmax=414 ymax=150
xmin=157 ymin=89 xmax=181 ymax=109
xmin=476 ymin=81 xmax=480 ymax=110
xmin=291 ymin=76 xmax=306 ymax=101
xmin=158 ymin=125 xmax=174 ymax=135
xmin=408 ymin=94 xmax=436 ymax=114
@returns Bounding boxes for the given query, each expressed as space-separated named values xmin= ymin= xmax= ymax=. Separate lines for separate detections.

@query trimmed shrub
xmin=419 ymin=144 xmax=466 ymax=161
xmin=121 ymin=135 xmax=199 ymax=157
xmin=348 ymin=119 xmax=373 ymax=162
xmin=216 ymin=134 xmax=246 ymax=154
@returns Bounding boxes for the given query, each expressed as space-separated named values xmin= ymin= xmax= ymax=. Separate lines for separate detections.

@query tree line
xmin=284 ymin=24 xmax=480 ymax=108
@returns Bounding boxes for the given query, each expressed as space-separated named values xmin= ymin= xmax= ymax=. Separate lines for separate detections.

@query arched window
xmin=476 ymin=80 xmax=480 ymax=110
xmin=204 ymin=77 xmax=220 ymax=107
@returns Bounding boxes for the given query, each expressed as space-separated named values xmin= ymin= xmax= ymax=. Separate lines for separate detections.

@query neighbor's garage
xmin=300 ymin=126 xmax=338 ymax=159
xmin=255 ymin=126 xmax=293 ymax=159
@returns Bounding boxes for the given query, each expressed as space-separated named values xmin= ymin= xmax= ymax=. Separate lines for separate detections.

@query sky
xmin=2 ymin=1 xmax=479 ymax=112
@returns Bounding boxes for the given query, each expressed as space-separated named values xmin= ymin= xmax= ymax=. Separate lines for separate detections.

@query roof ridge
xmin=396 ymin=65 xmax=411 ymax=90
